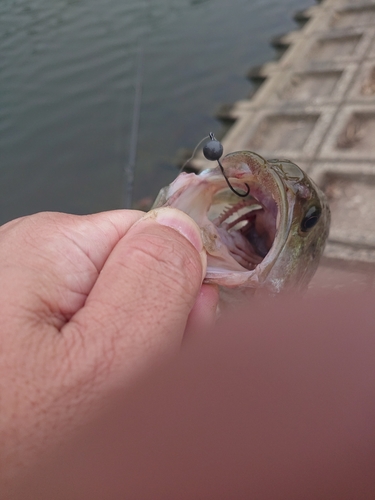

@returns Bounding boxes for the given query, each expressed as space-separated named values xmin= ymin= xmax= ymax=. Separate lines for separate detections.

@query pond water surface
xmin=1 ymin=0 xmax=312 ymax=224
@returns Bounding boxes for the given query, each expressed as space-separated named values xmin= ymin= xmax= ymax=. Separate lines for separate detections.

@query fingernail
xmin=140 ymin=208 xmax=207 ymax=280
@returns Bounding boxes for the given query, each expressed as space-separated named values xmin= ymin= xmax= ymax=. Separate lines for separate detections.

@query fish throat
xmin=207 ymin=183 xmax=278 ymax=272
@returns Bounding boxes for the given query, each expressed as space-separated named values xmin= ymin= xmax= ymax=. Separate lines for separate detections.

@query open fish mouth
xmin=154 ymin=151 xmax=289 ymax=287
xmin=154 ymin=148 xmax=329 ymax=292
xmin=210 ymin=195 xmax=272 ymax=270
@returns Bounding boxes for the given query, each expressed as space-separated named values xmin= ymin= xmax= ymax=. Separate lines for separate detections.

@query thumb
xmin=66 ymin=208 xmax=207 ymax=377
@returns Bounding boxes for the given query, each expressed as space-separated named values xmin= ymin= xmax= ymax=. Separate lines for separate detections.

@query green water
xmin=0 ymin=0 xmax=312 ymax=224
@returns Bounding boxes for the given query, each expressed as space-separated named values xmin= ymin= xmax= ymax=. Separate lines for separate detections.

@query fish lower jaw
xmin=204 ymin=243 xmax=282 ymax=288
xmin=203 ymin=195 xmax=274 ymax=279
xmin=201 ymin=222 xmax=276 ymax=288
xmin=204 ymin=265 xmax=263 ymax=287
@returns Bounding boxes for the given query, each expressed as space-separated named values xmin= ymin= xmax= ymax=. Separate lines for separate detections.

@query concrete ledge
xmin=280 ymin=27 xmax=374 ymax=70
xmin=309 ymin=161 xmax=375 ymax=265
xmin=249 ymin=62 xmax=357 ymax=108
xmin=219 ymin=105 xmax=336 ymax=162
xmin=303 ymin=1 xmax=375 ymax=35
xmin=319 ymin=104 xmax=375 ymax=160
xmin=346 ymin=59 xmax=375 ymax=102
xmin=246 ymin=62 xmax=280 ymax=82
xmin=307 ymin=261 xmax=373 ymax=293
xmin=194 ymin=0 xmax=375 ymax=282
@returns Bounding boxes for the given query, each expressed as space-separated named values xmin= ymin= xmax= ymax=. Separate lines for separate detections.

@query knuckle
xmin=0 ymin=212 xmax=69 ymax=252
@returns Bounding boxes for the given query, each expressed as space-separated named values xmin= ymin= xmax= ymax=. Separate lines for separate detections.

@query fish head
xmin=153 ymin=150 xmax=330 ymax=293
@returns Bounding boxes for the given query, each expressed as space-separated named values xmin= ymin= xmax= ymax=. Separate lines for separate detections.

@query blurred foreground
xmin=7 ymin=291 xmax=375 ymax=500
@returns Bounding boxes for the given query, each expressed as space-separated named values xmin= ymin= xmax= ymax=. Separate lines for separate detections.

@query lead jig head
xmin=203 ymin=133 xmax=250 ymax=198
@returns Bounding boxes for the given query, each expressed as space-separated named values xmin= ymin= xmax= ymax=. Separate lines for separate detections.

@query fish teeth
xmin=216 ymin=199 xmax=260 ymax=226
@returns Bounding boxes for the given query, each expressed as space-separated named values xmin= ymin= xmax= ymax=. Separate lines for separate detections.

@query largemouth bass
xmin=153 ymin=150 xmax=330 ymax=294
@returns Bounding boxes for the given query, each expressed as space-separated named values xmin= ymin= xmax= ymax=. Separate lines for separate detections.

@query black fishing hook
xmin=217 ymin=157 xmax=250 ymax=198
xmin=203 ymin=133 xmax=250 ymax=198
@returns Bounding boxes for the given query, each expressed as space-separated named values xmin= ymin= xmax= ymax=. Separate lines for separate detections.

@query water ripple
xmin=1 ymin=0 xmax=312 ymax=224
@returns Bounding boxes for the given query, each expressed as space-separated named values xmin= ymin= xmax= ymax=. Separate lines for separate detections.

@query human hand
xmin=0 ymin=208 xmax=218 ymax=483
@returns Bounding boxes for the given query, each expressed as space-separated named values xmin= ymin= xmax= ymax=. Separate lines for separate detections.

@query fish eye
xmin=301 ymin=206 xmax=321 ymax=232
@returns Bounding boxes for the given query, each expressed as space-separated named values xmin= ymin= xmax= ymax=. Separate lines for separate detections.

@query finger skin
xmin=64 ymin=209 xmax=208 ymax=378
xmin=0 ymin=209 xmax=209 ymax=484
xmin=0 ymin=210 xmax=145 ymax=481
xmin=184 ymin=284 xmax=219 ymax=339
xmin=0 ymin=210 xmax=144 ymax=328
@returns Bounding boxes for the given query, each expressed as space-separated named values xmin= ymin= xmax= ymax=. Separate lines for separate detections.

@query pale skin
xmin=0 ymin=208 xmax=219 ymax=485
xmin=1 ymin=208 xmax=375 ymax=499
